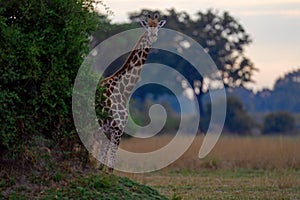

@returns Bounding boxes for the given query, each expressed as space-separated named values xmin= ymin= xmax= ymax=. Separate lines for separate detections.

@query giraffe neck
xmin=101 ymin=32 xmax=153 ymax=101
xmin=106 ymin=32 xmax=152 ymax=82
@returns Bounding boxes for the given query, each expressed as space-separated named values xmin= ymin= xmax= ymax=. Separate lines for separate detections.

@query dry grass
xmin=118 ymin=135 xmax=300 ymax=199
xmin=124 ymin=170 xmax=300 ymax=200
xmin=120 ymin=134 xmax=300 ymax=170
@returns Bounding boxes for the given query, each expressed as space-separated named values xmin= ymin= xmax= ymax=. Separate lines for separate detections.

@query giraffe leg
xmin=93 ymin=129 xmax=107 ymax=171
xmin=107 ymin=141 xmax=118 ymax=172
xmin=107 ymin=133 xmax=121 ymax=173
xmin=98 ymin=137 xmax=110 ymax=170
xmin=108 ymin=166 xmax=114 ymax=173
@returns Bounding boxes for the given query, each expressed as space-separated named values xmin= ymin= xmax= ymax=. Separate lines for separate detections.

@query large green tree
xmin=129 ymin=9 xmax=257 ymax=118
xmin=0 ymin=0 xmax=103 ymax=155
xmin=130 ymin=9 xmax=256 ymax=87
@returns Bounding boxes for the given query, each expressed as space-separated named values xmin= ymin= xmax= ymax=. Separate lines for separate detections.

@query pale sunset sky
xmin=100 ymin=0 xmax=300 ymax=91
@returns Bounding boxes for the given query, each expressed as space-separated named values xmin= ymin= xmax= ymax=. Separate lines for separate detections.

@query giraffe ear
xmin=140 ymin=19 xmax=149 ymax=30
xmin=158 ymin=20 xmax=166 ymax=28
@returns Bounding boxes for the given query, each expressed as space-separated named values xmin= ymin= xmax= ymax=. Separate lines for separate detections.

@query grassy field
xmin=2 ymin=135 xmax=300 ymax=199
xmin=126 ymin=169 xmax=300 ymax=199
xmin=0 ymin=157 xmax=167 ymax=200
xmin=119 ymin=135 xmax=300 ymax=199
xmin=0 ymin=171 xmax=168 ymax=200
xmin=120 ymin=135 xmax=300 ymax=170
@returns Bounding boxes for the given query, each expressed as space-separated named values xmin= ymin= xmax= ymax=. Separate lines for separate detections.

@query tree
xmin=128 ymin=9 xmax=257 ymax=121
xmin=223 ymin=68 xmax=300 ymax=114
xmin=268 ymin=69 xmax=300 ymax=112
xmin=263 ymin=111 xmax=296 ymax=134
xmin=91 ymin=20 xmax=139 ymax=49
xmin=203 ymin=96 xmax=254 ymax=134
xmin=241 ymin=69 xmax=300 ymax=113
xmin=130 ymin=9 xmax=257 ymax=86
xmin=0 ymin=0 xmax=103 ymax=155
xmin=224 ymin=97 xmax=254 ymax=134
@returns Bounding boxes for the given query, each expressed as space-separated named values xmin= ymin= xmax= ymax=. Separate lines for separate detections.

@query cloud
xmin=226 ymin=2 xmax=300 ymax=17
xmin=239 ymin=10 xmax=300 ymax=17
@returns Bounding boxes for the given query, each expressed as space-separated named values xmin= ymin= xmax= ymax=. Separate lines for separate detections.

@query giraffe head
xmin=140 ymin=14 xmax=166 ymax=43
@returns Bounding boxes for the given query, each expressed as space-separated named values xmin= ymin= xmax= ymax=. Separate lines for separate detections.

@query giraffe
xmin=96 ymin=14 xmax=166 ymax=172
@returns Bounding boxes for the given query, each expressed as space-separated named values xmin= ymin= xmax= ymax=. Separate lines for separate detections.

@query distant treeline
xmin=130 ymin=69 xmax=300 ymax=135
xmin=227 ymin=69 xmax=300 ymax=114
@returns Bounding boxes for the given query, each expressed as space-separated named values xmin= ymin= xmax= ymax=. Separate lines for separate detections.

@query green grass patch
xmin=40 ymin=173 xmax=167 ymax=200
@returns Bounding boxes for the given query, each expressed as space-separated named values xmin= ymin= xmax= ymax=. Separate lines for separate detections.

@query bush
xmin=200 ymin=96 xmax=255 ymax=134
xmin=0 ymin=0 xmax=102 ymax=156
xmin=263 ymin=111 xmax=296 ymax=134
xmin=224 ymin=97 xmax=255 ymax=134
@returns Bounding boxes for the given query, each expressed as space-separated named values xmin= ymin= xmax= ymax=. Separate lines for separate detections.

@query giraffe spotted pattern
xmin=96 ymin=14 xmax=166 ymax=172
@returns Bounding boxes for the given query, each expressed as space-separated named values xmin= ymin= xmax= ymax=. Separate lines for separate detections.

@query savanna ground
xmin=118 ymin=135 xmax=300 ymax=199
xmin=1 ymin=135 xmax=300 ymax=199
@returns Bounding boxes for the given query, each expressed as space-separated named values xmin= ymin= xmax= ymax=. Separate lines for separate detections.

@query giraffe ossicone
xmin=97 ymin=14 xmax=166 ymax=172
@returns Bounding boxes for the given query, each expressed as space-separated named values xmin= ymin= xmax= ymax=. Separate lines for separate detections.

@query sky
xmin=99 ymin=0 xmax=300 ymax=91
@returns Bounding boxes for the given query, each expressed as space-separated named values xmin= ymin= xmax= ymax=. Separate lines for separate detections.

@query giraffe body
xmin=97 ymin=15 xmax=166 ymax=172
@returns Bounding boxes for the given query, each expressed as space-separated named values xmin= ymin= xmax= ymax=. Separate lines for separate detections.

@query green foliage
xmin=52 ymin=172 xmax=66 ymax=182
xmin=1 ymin=167 xmax=168 ymax=199
xmin=92 ymin=20 xmax=139 ymax=49
xmin=95 ymin=78 xmax=110 ymax=121
xmin=0 ymin=0 xmax=102 ymax=155
xmin=224 ymin=97 xmax=255 ymax=134
xmin=41 ymin=174 xmax=168 ymax=200
xmin=202 ymin=96 xmax=254 ymax=134
xmin=261 ymin=69 xmax=300 ymax=113
xmin=171 ymin=193 xmax=183 ymax=200
xmin=263 ymin=111 xmax=296 ymax=134
xmin=127 ymin=99 xmax=181 ymax=136
xmin=202 ymin=156 xmax=222 ymax=170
